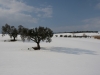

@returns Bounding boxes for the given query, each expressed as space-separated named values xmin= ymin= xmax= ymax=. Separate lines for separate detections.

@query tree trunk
xmin=37 ymin=42 xmax=40 ymax=50
xmin=13 ymin=37 xmax=16 ymax=41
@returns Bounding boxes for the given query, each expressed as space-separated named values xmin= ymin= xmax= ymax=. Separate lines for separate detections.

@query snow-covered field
xmin=0 ymin=33 xmax=100 ymax=75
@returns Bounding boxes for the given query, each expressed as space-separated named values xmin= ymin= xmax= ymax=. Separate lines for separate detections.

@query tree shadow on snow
xmin=41 ymin=47 xmax=97 ymax=55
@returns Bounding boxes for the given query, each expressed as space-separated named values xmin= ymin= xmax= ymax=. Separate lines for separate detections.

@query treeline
xmin=55 ymin=31 xmax=98 ymax=34
xmin=55 ymin=34 xmax=91 ymax=38
xmin=69 ymin=31 xmax=98 ymax=33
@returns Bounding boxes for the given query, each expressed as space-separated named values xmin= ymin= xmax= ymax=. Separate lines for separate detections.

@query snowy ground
xmin=0 ymin=33 xmax=100 ymax=75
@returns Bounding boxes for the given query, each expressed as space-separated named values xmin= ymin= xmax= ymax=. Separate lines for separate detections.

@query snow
xmin=54 ymin=32 xmax=100 ymax=37
xmin=0 ymin=33 xmax=100 ymax=75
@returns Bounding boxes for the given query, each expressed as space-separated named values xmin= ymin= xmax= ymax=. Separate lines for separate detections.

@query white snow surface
xmin=0 ymin=33 xmax=100 ymax=75
xmin=54 ymin=32 xmax=100 ymax=37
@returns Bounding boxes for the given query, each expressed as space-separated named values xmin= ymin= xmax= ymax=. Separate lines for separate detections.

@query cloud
xmin=83 ymin=17 xmax=100 ymax=29
xmin=40 ymin=6 xmax=53 ymax=18
xmin=0 ymin=0 xmax=34 ymax=13
xmin=33 ymin=5 xmax=53 ymax=18
xmin=52 ymin=25 xmax=86 ymax=32
xmin=0 ymin=0 xmax=53 ymax=27
xmin=53 ymin=17 xmax=100 ymax=32
xmin=95 ymin=2 xmax=100 ymax=9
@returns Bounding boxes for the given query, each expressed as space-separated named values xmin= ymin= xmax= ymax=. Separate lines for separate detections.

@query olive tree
xmin=2 ymin=24 xmax=18 ymax=41
xmin=20 ymin=26 xmax=53 ymax=50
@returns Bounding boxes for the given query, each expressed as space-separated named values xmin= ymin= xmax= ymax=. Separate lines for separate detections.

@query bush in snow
xmin=64 ymin=35 xmax=67 ymax=37
xmin=68 ymin=35 xmax=71 ymax=38
xmin=93 ymin=36 xmax=100 ymax=40
xmin=60 ymin=35 xmax=63 ymax=37
xmin=55 ymin=35 xmax=58 ymax=37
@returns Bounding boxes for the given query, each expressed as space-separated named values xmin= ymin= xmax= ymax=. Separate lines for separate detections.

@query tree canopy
xmin=2 ymin=24 xmax=18 ymax=41
xmin=20 ymin=26 xmax=53 ymax=50
xmin=2 ymin=24 xmax=53 ymax=50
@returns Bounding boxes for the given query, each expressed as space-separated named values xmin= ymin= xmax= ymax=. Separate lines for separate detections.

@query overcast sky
xmin=0 ymin=0 xmax=100 ymax=32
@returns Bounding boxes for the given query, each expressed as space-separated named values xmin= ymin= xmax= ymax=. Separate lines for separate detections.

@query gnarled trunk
xmin=12 ymin=36 xmax=16 ymax=41
xmin=37 ymin=42 xmax=40 ymax=50
xmin=14 ymin=37 xmax=16 ymax=41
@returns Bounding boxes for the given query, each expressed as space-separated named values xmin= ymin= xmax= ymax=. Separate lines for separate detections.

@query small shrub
xmin=55 ymin=35 xmax=58 ymax=37
xmin=73 ymin=35 xmax=76 ymax=38
xmin=83 ymin=34 xmax=87 ymax=38
xmin=64 ymin=35 xmax=67 ymax=37
xmin=93 ymin=36 xmax=100 ymax=39
xmin=79 ymin=36 xmax=82 ymax=38
xmin=68 ymin=35 xmax=71 ymax=38
xmin=60 ymin=35 xmax=63 ymax=37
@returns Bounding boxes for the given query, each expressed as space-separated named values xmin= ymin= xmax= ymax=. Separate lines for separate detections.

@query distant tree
xmin=55 ymin=35 xmax=58 ymax=37
xmin=60 ymin=35 xmax=63 ymax=37
xmin=73 ymin=35 xmax=76 ymax=38
xmin=20 ymin=26 xmax=53 ymax=50
xmin=2 ymin=24 xmax=18 ymax=41
xmin=64 ymin=35 xmax=67 ymax=37
xmin=68 ymin=35 xmax=71 ymax=38
xmin=83 ymin=33 xmax=87 ymax=38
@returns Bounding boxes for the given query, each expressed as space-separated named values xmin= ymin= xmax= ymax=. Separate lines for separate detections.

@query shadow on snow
xmin=41 ymin=47 xmax=97 ymax=55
